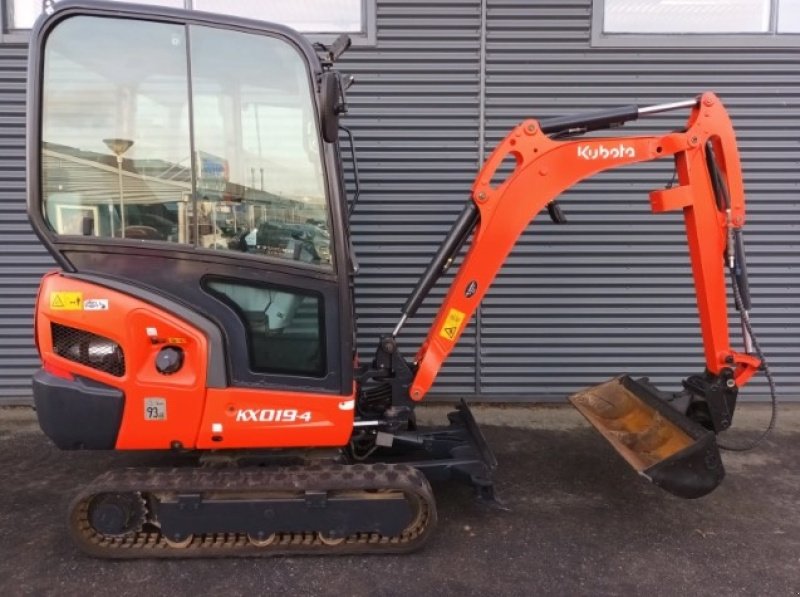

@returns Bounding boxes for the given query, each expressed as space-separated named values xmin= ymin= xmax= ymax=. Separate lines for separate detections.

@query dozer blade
xmin=569 ymin=375 xmax=723 ymax=499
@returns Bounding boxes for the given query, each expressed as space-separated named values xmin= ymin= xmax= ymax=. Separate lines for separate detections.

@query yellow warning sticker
xmin=439 ymin=308 xmax=466 ymax=341
xmin=50 ymin=291 xmax=83 ymax=311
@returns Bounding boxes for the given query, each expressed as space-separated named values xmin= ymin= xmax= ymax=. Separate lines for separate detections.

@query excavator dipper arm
xmin=384 ymin=92 xmax=763 ymax=499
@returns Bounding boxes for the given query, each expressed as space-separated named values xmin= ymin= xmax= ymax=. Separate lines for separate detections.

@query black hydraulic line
xmin=733 ymin=229 xmax=752 ymax=311
xmin=539 ymin=104 xmax=639 ymax=135
xmin=401 ymin=203 xmax=479 ymax=318
xmin=702 ymin=143 xmax=772 ymax=451
xmin=719 ymin=263 xmax=777 ymax=452
xmin=705 ymin=142 xmax=731 ymax=211
xmin=340 ymin=126 xmax=361 ymax=216
xmin=704 ymin=142 xmax=752 ymax=311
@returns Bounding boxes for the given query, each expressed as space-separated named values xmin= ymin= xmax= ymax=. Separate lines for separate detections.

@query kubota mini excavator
xmin=27 ymin=1 xmax=775 ymax=558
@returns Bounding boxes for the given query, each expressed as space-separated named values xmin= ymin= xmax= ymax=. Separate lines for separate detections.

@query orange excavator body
xmin=26 ymin=1 xmax=770 ymax=558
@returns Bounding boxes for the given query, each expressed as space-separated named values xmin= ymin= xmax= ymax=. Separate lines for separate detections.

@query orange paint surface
xmin=196 ymin=385 xmax=355 ymax=449
xmin=36 ymin=274 xmax=354 ymax=449
xmin=411 ymin=92 xmax=760 ymax=399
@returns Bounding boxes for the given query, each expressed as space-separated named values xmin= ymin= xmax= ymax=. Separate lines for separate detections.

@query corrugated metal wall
xmin=0 ymin=0 xmax=797 ymax=403
xmin=346 ymin=0 xmax=799 ymax=401
xmin=0 ymin=44 xmax=51 ymax=402
xmin=478 ymin=0 xmax=799 ymax=400
xmin=344 ymin=0 xmax=482 ymax=396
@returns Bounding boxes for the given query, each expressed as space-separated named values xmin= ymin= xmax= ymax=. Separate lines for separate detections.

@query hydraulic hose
xmin=718 ymin=262 xmax=778 ymax=451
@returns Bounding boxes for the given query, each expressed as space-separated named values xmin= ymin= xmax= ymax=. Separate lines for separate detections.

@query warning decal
xmin=50 ymin=291 xmax=83 ymax=311
xmin=83 ymin=298 xmax=109 ymax=311
xmin=439 ymin=308 xmax=466 ymax=341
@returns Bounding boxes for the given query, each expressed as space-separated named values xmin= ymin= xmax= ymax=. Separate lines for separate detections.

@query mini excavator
xmin=28 ymin=1 xmax=773 ymax=558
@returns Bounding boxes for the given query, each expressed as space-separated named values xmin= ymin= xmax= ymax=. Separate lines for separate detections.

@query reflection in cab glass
xmin=207 ymin=279 xmax=324 ymax=377
xmin=41 ymin=16 xmax=332 ymax=268
xmin=189 ymin=26 xmax=330 ymax=266
xmin=42 ymin=18 xmax=191 ymax=243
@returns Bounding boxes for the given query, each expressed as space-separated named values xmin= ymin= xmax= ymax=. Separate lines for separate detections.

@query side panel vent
xmin=51 ymin=323 xmax=125 ymax=377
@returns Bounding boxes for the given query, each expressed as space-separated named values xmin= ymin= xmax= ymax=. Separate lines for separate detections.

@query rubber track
xmin=68 ymin=463 xmax=436 ymax=559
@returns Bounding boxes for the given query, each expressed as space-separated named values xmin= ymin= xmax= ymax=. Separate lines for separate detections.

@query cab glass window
xmin=41 ymin=17 xmax=191 ymax=242
xmin=40 ymin=17 xmax=332 ymax=268
xmin=206 ymin=279 xmax=325 ymax=377
xmin=189 ymin=26 xmax=332 ymax=266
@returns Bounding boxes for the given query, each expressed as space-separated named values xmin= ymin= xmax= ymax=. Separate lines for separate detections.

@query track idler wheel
xmin=87 ymin=492 xmax=146 ymax=537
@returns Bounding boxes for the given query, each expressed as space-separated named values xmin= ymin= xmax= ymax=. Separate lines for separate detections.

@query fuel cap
xmin=156 ymin=346 xmax=184 ymax=375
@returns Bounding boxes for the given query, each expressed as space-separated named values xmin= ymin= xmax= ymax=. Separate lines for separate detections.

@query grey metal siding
xmin=343 ymin=0 xmax=483 ymax=396
xmin=0 ymin=0 xmax=797 ymax=403
xmin=0 ymin=44 xmax=51 ymax=403
xmin=480 ymin=0 xmax=799 ymax=400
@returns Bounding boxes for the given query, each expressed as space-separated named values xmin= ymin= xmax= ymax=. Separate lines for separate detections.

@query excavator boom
xmin=387 ymin=92 xmax=761 ymax=498
xmin=407 ymin=92 xmax=758 ymax=396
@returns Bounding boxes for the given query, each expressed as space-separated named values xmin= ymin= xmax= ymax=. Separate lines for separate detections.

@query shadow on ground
xmin=0 ymin=406 xmax=798 ymax=597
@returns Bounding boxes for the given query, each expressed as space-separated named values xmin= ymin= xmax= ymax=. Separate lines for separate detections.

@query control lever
xmin=547 ymin=201 xmax=568 ymax=224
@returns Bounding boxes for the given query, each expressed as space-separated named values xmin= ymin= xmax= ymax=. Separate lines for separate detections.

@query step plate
xmin=569 ymin=375 xmax=724 ymax=499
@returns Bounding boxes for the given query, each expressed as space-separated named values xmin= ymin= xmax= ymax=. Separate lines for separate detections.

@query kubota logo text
xmin=235 ymin=408 xmax=312 ymax=423
xmin=577 ymin=143 xmax=635 ymax=160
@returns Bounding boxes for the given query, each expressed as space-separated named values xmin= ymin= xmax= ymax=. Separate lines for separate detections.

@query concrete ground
xmin=0 ymin=404 xmax=798 ymax=597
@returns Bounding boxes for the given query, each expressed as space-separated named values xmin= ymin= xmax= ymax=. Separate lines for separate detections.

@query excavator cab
xmin=30 ymin=2 xmax=362 ymax=448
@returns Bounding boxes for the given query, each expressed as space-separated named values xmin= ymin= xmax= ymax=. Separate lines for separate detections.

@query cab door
xmin=30 ymin=6 xmax=354 ymax=400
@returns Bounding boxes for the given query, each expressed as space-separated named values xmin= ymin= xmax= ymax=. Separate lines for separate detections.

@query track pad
xmin=569 ymin=375 xmax=724 ymax=499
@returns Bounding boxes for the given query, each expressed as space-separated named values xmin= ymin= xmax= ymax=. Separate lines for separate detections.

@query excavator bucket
xmin=569 ymin=375 xmax=724 ymax=499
